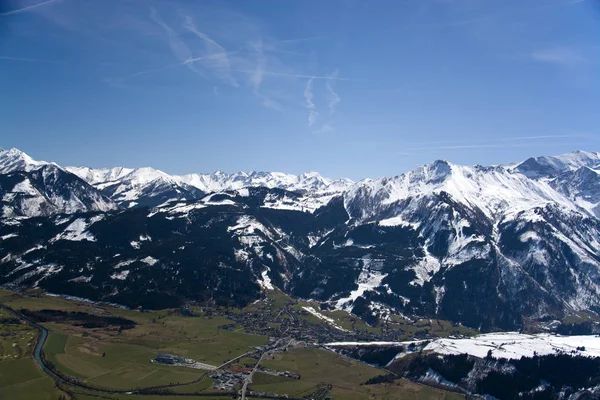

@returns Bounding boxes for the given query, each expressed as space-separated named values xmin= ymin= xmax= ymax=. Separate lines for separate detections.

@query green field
xmin=0 ymin=289 xmax=468 ymax=399
xmin=0 ymin=289 xmax=266 ymax=392
xmin=0 ymin=308 xmax=37 ymax=361
xmin=38 ymin=322 xmax=264 ymax=391
xmin=0 ymin=306 xmax=72 ymax=399
xmin=256 ymin=347 xmax=464 ymax=399
xmin=0 ymin=351 xmax=69 ymax=400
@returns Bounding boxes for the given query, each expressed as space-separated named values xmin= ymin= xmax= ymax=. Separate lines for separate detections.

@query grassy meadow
xmin=0 ymin=289 xmax=468 ymax=399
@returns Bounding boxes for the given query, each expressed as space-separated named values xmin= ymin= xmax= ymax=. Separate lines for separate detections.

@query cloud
xmin=409 ymin=143 xmax=584 ymax=152
xmin=304 ymin=78 xmax=318 ymax=127
xmin=411 ymin=135 xmax=584 ymax=147
xmin=38 ymin=2 xmax=348 ymax=113
xmin=277 ymin=36 xmax=323 ymax=45
xmin=244 ymin=39 xmax=283 ymax=110
xmin=500 ymin=134 xmax=582 ymax=141
xmin=248 ymin=40 xmax=266 ymax=91
xmin=182 ymin=15 xmax=239 ymax=87
xmin=0 ymin=0 xmax=62 ymax=17
xmin=409 ymin=140 xmax=458 ymax=146
xmin=326 ymin=69 xmax=341 ymax=115
xmin=402 ymin=0 xmax=587 ymax=30
xmin=0 ymin=56 xmax=58 ymax=63
xmin=408 ymin=134 xmax=587 ymax=152
xmin=237 ymin=70 xmax=350 ymax=80
xmin=313 ymin=123 xmax=334 ymax=134
xmin=411 ymin=144 xmax=515 ymax=151
xmin=532 ymin=47 xmax=584 ymax=67
xmin=298 ymin=68 xmax=344 ymax=131
xmin=149 ymin=7 xmax=203 ymax=76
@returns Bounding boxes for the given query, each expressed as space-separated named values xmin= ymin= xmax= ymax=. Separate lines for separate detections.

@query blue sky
xmin=1 ymin=0 xmax=599 ymax=180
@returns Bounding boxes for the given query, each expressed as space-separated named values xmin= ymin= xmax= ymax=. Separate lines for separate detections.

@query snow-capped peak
xmin=66 ymin=166 xmax=135 ymax=185
xmin=175 ymin=170 xmax=349 ymax=193
xmin=344 ymin=156 xmax=586 ymax=223
xmin=0 ymin=148 xmax=48 ymax=174
xmin=512 ymin=150 xmax=600 ymax=178
xmin=119 ymin=167 xmax=175 ymax=185
xmin=67 ymin=166 xmax=175 ymax=187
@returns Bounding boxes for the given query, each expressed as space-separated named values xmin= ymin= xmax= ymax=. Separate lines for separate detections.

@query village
xmin=154 ymin=298 xmax=460 ymax=398
xmin=210 ymin=301 xmax=408 ymax=344
xmin=152 ymin=336 xmax=302 ymax=396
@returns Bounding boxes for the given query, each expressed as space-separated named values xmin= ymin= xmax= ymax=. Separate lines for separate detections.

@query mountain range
xmin=1 ymin=147 xmax=600 ymax=331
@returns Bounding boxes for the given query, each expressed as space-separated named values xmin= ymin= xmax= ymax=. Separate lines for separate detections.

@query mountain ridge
xmin=2 ymin=147 xmax=600 ymax=331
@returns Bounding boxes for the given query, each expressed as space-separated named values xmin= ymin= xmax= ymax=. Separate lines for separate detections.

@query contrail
xmin=0 ymin=56 xmax=58 ymax=63
xmin=0 ymin=0 xmax=62 ymax=16
xmin=237 ymin=69 xmax=352 ymax=81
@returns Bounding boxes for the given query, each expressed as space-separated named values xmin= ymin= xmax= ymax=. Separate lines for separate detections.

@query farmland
xmin=0 ymin=289 xmax=467 ymax=399
xmin=0 ymin=307 xmax=70 ymax=400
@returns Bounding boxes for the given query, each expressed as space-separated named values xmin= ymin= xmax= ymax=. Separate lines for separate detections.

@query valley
xmin=0 ymin=288 xmax=465 ymax=400
xmin=2 ymin=148 xmax=600 ymax=399
xmin=3 ymin=149 xmax=600 ymax=332
xmin=3 ymin=0 xmax=598 ymax=397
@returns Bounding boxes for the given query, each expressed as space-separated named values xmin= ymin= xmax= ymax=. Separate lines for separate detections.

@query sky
xmin=1 ymin=0 xmax=600 ymax=180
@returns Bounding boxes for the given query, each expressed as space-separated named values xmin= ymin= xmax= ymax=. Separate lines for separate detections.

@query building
xmin=154 ymin=353 xmax=185 ymax=365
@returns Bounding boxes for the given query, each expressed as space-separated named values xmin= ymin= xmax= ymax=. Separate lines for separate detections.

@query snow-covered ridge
xmin=3 ymin=147 xmax=600 ymax=329
xmin=7 ymin=147 xmax=600 ymax=220
xmin=422 ymin=332 xmax=600 ymax=360
xmin=63 ymin=160 xmax=354 ymax=210
xmin=326 ymin=332 xmax=600 ymax=360
xmin=177 ymin=170 xmax=339 ymax=192
xmin=69 ymin=167 xmax=354 ymax=194
xmin=0 ymin=149 xmax=117 ymax=218
xmin=0 ymin=148 xmax=49 ymax=174
xmin=344 ymin=150 xmax=600 ymax=223
xmin=66 ymin=166 xmax=135 ymax=185
xmin=3 ymin=147 xmax=600 ymax=229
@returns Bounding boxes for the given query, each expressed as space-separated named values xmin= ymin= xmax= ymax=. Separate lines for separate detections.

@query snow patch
xmin=111 ymin=270 xmax=130 ymax=280
xmin=11 ymin=179 xmax=38 ymax=195
xmin=113 ymin=259 xmax=136 ymax=269
xmin=423 ymin=332 xmax=600 ymax=360
xmin=335 ymin=257 xmax=387 ymax=310
xmin=140 ymin=256 xmax=158 ymax=266
xmin=302 ymin=306 xmax=349 ymax=332
xmin=378 ymin=216 xmax=420 ymax=230
xmin=258 ymin=268 xmax=274 ymax=290
xmin=52 ymin=218 xmax=99 ymax=242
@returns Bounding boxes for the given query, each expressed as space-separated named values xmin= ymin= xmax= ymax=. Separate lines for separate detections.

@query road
xmin=240 ymin=338 xmax=294 ymax=400
xmin=0 ymin=303 xmax=267 ymax=397
xmin=0 ymin=304 xmax=127 ymax=394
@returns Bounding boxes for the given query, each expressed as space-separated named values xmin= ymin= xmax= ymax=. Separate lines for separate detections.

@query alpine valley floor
xmin=0 ymin=288 xmax=466 ymax=400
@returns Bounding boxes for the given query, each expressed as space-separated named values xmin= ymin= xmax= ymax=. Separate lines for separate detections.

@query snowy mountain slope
xmin=0 ymin=148 xmax=48 ymax=174
xmin=511 ymin=150 xmax=600 ymax=179
xmin=300 ymin=154 xmax=600 ymax=328
xmin=0 ymin=191 xmax=314 ymax=308
xmin=344 ymin=160 xmax=590 ymax=224
xmin=66 ymin=166 xmax=135 ymax=185
xmin=550 ymin=166 xmax=600 ymax=218
xmin=176 ymin=170 xmax=352 ymax=193
xmin=66 ymin=166 xmax=204 ymax=208
xmin=2 ymin=147 xmax=600 ymax=330
xmin=0 ymin=149 xmax=116 ymax=218
xmin=65 ymin=163 xmax=353 ymax=208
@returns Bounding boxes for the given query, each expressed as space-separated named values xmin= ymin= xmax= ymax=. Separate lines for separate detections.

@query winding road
xmin=0 ymin=303 xmax=239 ymax=397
